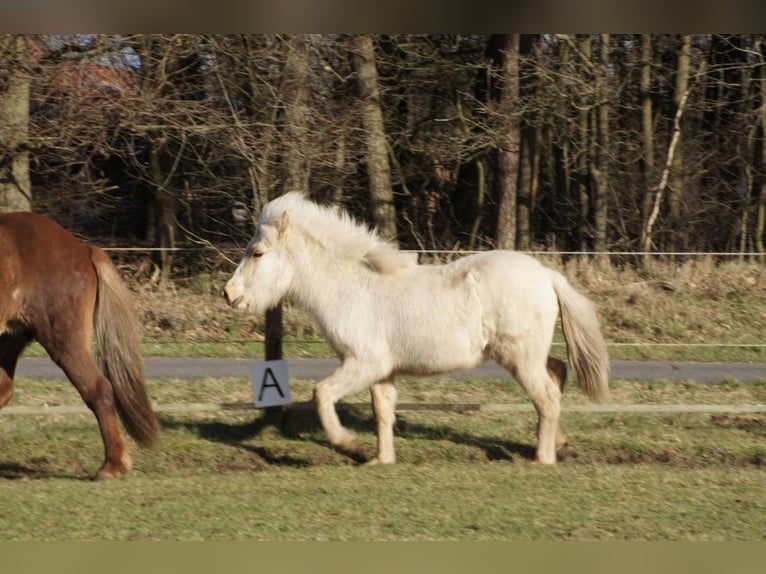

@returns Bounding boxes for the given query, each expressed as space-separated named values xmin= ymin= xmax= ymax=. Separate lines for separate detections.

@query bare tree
xmin=757 ymin=36 xmax=766 ymax=257
xmin=488 ymin=34 xmax=521 ymax=250
xmin=639 ymin=34 xmax=656 ymax=251
xmin=268 ymin=34 xmax=313 ymax=361
xmin=590 ymin=34 xmax=611 ymax=255
xmin=280 ymin=35 xmax=312 ymax=194
xmin=667 ymin=35 xmax=692 ymax=249
xmin=0 ymin=35 xmax=31 ymax=211
xmin=349 ymin=34 xmax=398 ymax=242
xmin=641 ymin=87 xmax=690 ymax=256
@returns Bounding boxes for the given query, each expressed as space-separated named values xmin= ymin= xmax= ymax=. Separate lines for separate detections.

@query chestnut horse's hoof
xmin=96 ymin=456 xmax=132 ymax=480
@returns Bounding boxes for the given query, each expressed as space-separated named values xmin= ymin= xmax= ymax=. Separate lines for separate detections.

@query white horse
xmin=224 ymin=192 xmax=610 ymax=464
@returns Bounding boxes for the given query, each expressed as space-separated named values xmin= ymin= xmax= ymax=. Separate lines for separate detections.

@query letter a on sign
xmin=252 ymin=360 xmax=291 ymax=408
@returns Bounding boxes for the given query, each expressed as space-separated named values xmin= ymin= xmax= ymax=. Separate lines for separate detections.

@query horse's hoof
xmin=95 ymin=468 xmax=125 ymax=480
xmin=96 ymin=458 xmax=132 ymax=480
xmin=365 ymin=456 xmax=395 ymax=466
xmin=532 ymin=457 xmax=557 ymax=465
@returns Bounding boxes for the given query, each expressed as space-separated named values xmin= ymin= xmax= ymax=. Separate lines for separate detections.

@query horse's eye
xmin=251 ymin=250 xmax=264 ymax=258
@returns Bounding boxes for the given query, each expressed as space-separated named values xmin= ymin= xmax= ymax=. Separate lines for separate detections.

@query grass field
xmin=1 ymin=376 xmax=764 ymax=540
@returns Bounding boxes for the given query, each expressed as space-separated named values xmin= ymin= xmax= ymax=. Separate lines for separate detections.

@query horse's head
xmin=223 ymin=212 xmax=294 ymax=314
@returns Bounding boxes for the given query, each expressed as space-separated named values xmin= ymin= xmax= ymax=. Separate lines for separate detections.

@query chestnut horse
xmin=0 ymin=212 xmax=158 ymax=479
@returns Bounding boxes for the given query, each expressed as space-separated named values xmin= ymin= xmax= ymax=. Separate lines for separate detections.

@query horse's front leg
xmin=313 ymin=359 xmax=389 ymax=461
xmin=368 ymin=378 xmax=397 ymax=464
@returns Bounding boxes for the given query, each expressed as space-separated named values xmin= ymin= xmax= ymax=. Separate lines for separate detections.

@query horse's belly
xmin=391 ymin=319 xmax=486 ymax=376
xmin=385 ymin=270 xmax=487 ymax=375
xmin=394 ymin=353 xmax=484 ymax=377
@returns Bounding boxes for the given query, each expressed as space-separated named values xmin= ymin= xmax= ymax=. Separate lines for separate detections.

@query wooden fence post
xmin=265 ymin=304 xmax=283 ymax=361
xmin=263 ymin=303 xmax=286 ymax=425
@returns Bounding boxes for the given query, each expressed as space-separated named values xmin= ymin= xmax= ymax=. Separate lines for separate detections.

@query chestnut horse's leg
xmin=57 ymin=348 xmax=132 ymax=479
xmin=36 ymin=330 xmax=133 ymax=479
xmin=0 ymin=334 xmax=29 ymax=409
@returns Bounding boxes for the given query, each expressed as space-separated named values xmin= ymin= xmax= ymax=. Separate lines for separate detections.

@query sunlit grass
xmin=1 ymin=377 xmax=764 ymax=540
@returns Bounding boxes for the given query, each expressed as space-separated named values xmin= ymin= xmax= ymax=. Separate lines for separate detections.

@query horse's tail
xmin=91 ymin=247 xmax=158 ymax=448
xmin=549 ymin=270 xmax=610 ymax=403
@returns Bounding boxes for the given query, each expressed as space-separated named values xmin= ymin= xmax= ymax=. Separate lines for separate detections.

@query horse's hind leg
xmin=313 ymin=359 xmax=390 ymax=461
xmin=521 ymin=362 xmax=562 ymax=464
xmin=546 ymin=357 xmax=568 ymax=450
xmin=498 ymin=351 xmax=562 ymax=464
xmin=369 ymin=378 xmax=397 ymax=464
xmin=46 ymin=343 xmax=132 ymax=479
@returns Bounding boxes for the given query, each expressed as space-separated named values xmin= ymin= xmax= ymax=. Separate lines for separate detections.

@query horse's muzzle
xmin=222 ymin=288 xmax=242 ymax=308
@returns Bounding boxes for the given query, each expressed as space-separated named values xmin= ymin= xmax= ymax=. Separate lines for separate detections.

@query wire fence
xmin=103 ymin=246 xmax=766 ymax=258
xmin=140 ymin=340 xmax=766 ymax=350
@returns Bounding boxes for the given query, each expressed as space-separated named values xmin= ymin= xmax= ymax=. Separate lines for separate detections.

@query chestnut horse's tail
xmin=91 ymin=247 xmax=159 ymax=448
xmin=549 ymin=270 xmax=611 ymax=404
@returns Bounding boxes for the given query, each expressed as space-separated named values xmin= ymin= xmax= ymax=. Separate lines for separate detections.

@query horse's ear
xmin=278 ymin=212 xmax=290 ymax=237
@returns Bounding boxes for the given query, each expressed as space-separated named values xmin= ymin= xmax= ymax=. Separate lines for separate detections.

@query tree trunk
xmin=576 ymin=35 xmax=592 ymax=251
xmin=0 ymin=35 xmax=31 ymax=212
xmin=491 ymin=34 xmax=521 ymax=250
xmin=148 ymin=143 xmax=177 ymax=287
xmin=350 ymin=34 xmax=397 ymax=243
xmin=552 ymin=40 xmax=572 ymax=248
xmin=591 ymin=34 xmax=611 ymax=256
xmin=641 ymin=86 xmax=691 ymax=260
xmin=136 ymin=36 xmax=182 ymax=286
xmin=737 ymin=50 xmax=756 ymax=258
xmin=668 ymin=35 xmax=692 ymax=251
xmin=756 ymin=36 xmax=766 ymax=258
xmin=639 ymin=34 xmax=656 ymax=253
xmin=280 ymin=35 xmax=311 ymax=195
xmin=333 ymin=131 xmax=347 ymax=205
xmin=266 ymin=35 xmax=313 ymax=363
xmin=516 ymin=124 xmax=534 ymax=250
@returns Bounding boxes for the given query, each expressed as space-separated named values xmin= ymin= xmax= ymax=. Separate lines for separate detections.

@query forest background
xmin=1 ymin=34 xmax=765 ymax=281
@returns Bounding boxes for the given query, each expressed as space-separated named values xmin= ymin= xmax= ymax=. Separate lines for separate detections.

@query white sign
xmin=252 ymin=360 xmax=291 ymax=408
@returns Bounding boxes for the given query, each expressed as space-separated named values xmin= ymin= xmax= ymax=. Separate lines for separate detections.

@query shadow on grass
xmin=159 ymin=402 xmax=537 ymax=467
xmin=159 ymin=414 xmax=313 ymax=467
xmin=0 ymin=461 xmax=93 ymax=481
xmin=394 ymin=415 xmax=537 ymax=462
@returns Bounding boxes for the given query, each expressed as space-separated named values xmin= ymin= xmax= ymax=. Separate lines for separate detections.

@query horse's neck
xmin=288 ymin=247 xmax=372 ymax=322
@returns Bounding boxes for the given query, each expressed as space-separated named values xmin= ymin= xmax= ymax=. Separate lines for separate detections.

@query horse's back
xmin=0 ymin=212 xmax=97 ymax=330
xmin=456 ymin=250 xmax=559 ymax=342
xmin=381 ymin=250 xmax=556 ymax=374
xmin=446 ymin=250 xmax=555 ymax=302
xmin=1 ymin=212 xmax=94 ymax=275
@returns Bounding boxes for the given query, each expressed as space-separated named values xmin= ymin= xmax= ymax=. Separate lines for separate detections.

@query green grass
xmin=602 ymin=344 xmax=766 ymax=362
xmin=1 ymin=377 xmax=764 ymax=540
xmin=21 ymin=339 xmax=766 ymax=362
xmin=141 ymin=339 xmax=337 ymax=359
xmin=1 ymin=464 xmax=763 ymax=541
xmin=20 ymin=339 xmax=337 ymax=359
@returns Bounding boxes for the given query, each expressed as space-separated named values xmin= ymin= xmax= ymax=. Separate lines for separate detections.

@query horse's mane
xmin=260 ymin=192 xmax=417 ymax=273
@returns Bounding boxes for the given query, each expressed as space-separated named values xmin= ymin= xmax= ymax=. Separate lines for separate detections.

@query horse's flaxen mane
xmin=261 ymin=192 xmax=417 ymax=273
